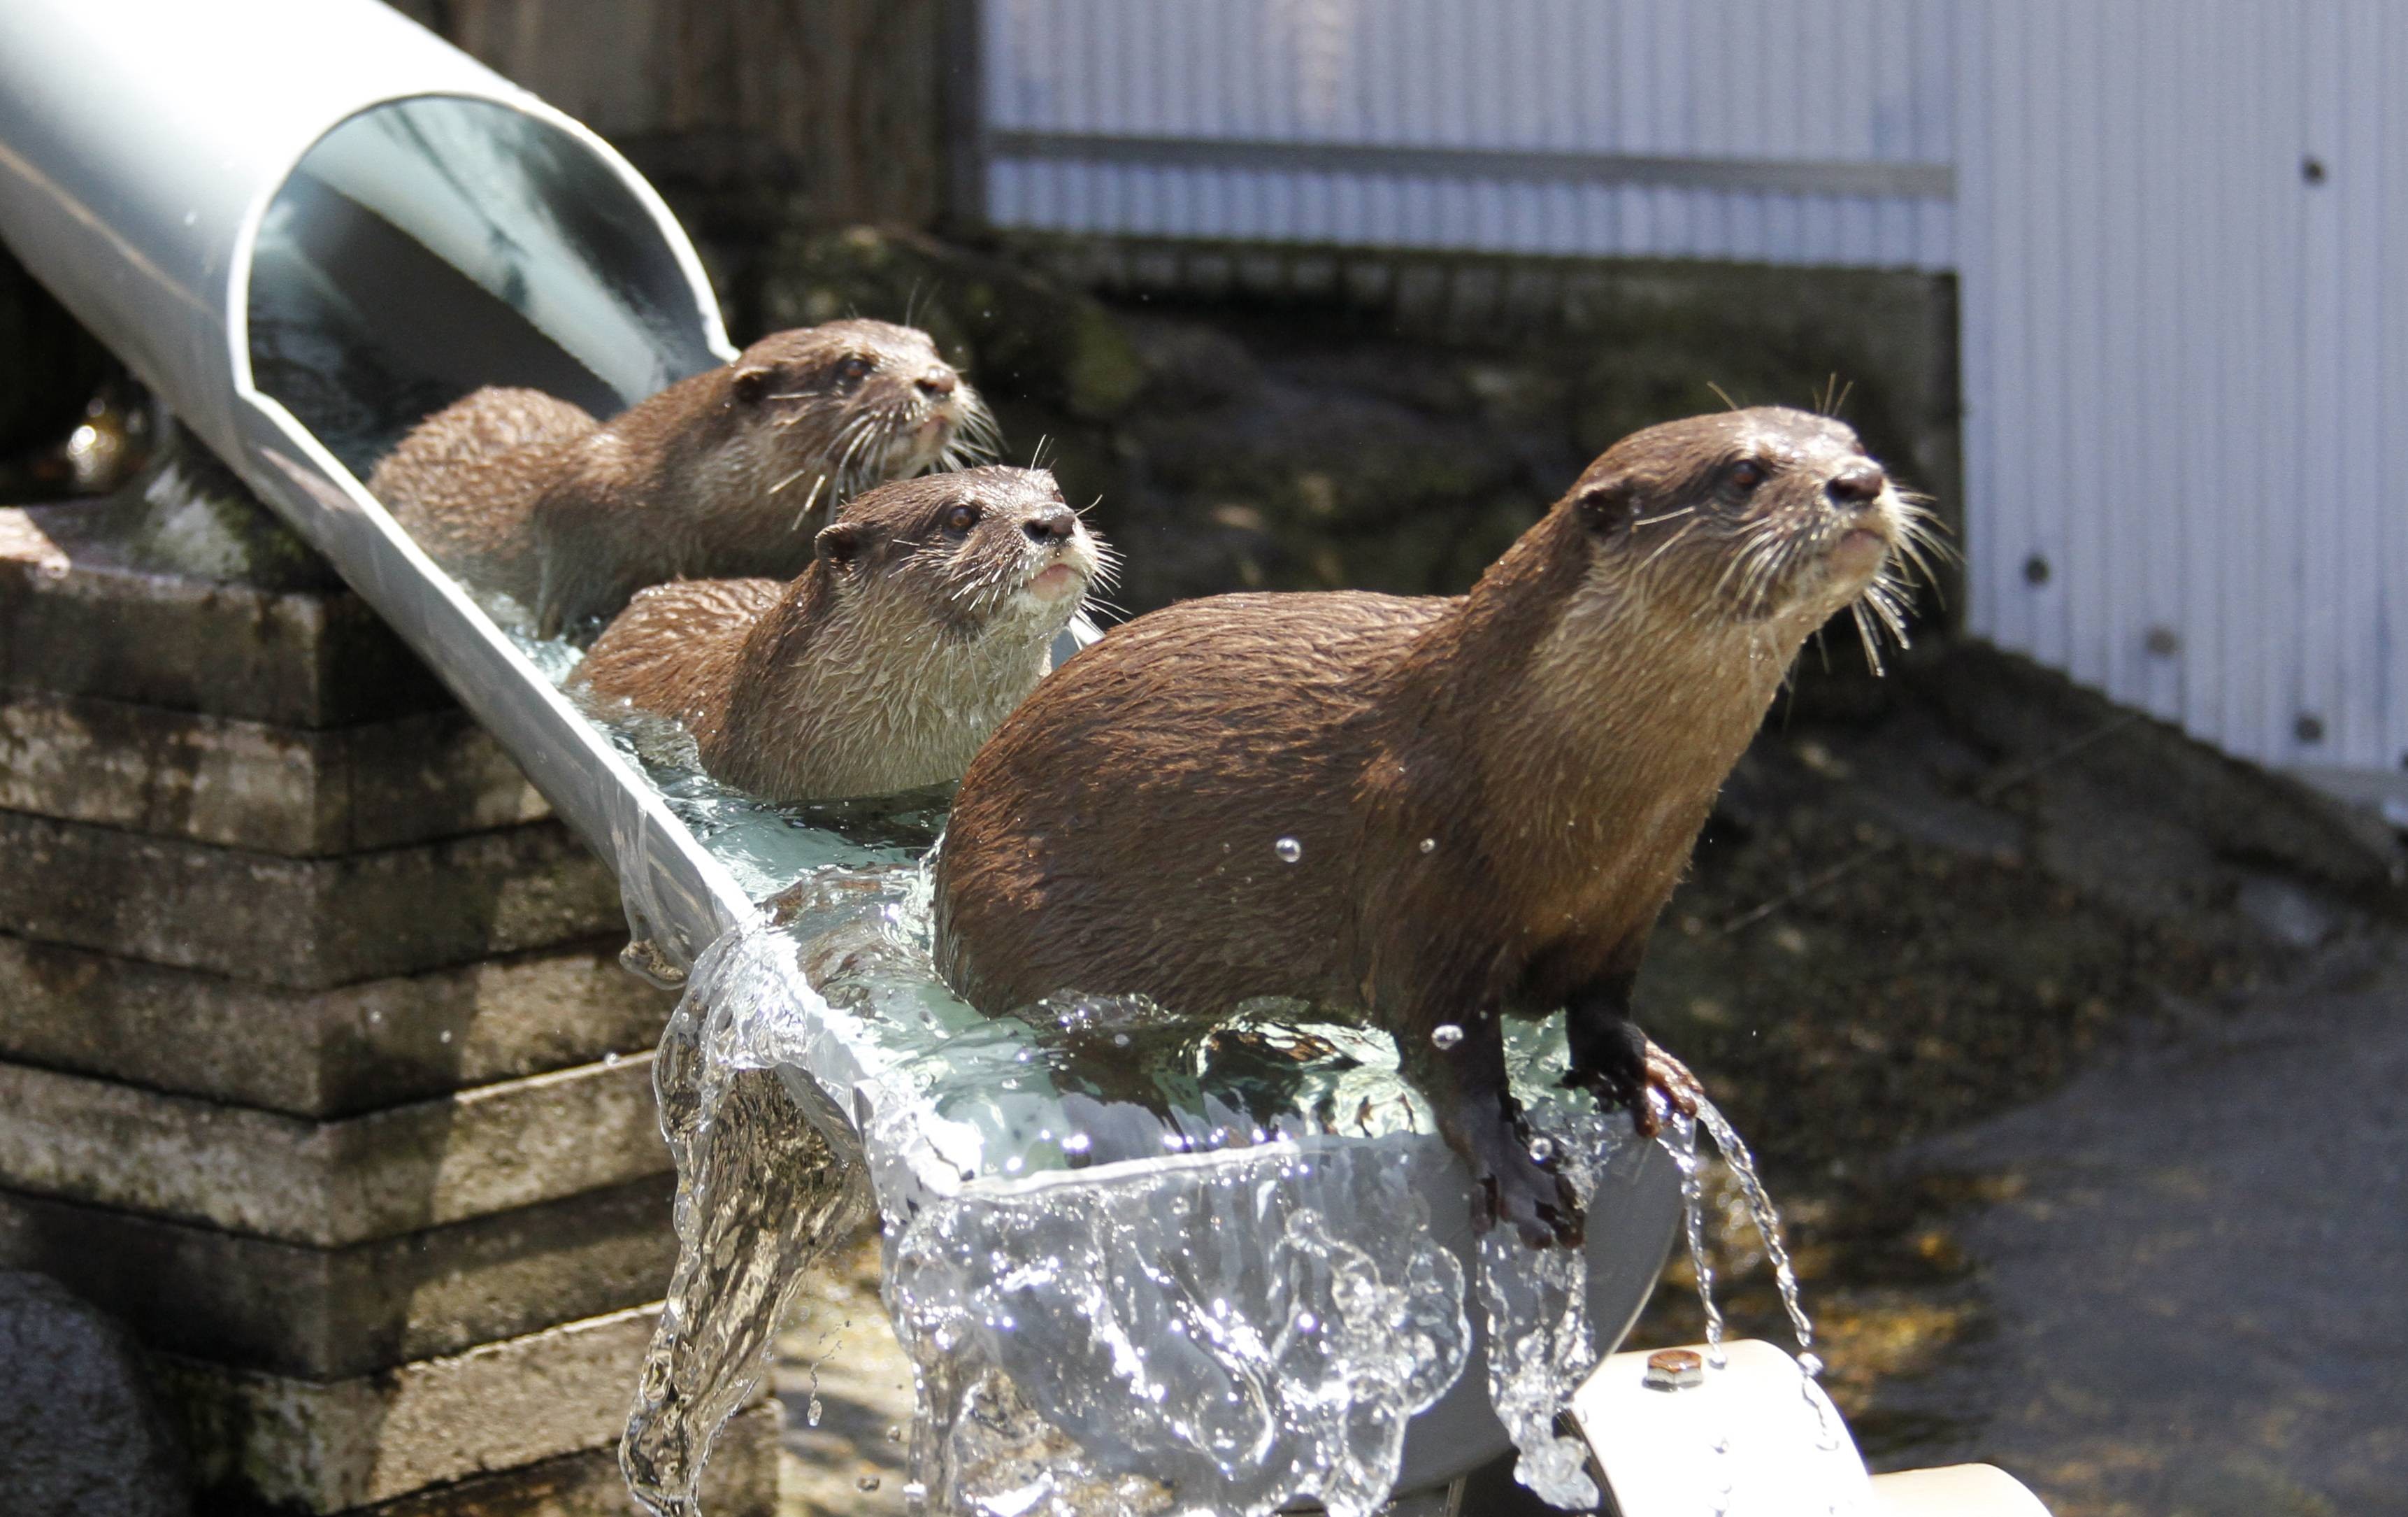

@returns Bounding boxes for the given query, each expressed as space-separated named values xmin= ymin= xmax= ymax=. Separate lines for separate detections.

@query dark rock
xmin=757 ymin=225 xmax=1146 ymax=421
xmin=0 ymin=1269 xmax=188 ymax=1517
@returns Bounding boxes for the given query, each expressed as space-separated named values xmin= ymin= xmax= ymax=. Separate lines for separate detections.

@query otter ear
xmin=731 ymin=365 xmax=775 ymax=404
xmin=1575 ymin=479 xmax=1638 ymax=532
xmin=814 ymin=520 xmax=868 ymax=570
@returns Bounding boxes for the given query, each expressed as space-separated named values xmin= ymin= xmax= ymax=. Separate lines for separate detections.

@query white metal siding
xmin=970 ymin=1 xmax=2405 ymax=782
xmin=979 ymin=0 xmax=1958 ymax=270
xmin=1958 ymin=0 xmax=2406 ymax=775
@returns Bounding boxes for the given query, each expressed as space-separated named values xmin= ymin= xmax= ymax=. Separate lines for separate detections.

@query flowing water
xmin=510 ymin=634 xmax=1799 ymax=1517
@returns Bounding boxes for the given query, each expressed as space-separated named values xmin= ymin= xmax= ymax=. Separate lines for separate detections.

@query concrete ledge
xmin=0 ymin=934 xmax=670 ymax=1118
xmin=0 ymin=504 xmax=448 ymax=727
xmin=0 ymin=811 xmax=619 ymax=989
xmin=333 ymin=1400 xmax=779 ymax=1517
xmin=0 ymin=1176 xmax=675 ymax=1379
xmin=163 ymin=1304 xmax=773 ymax=1514
xmin=0 ymin=1055 xmax=671 ymax=1247
xmin=0 ymin=690 xmax=547 ymax=855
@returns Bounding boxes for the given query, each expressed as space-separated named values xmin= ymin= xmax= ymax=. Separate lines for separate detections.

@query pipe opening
xmin=243 ymin=94 xmax=722 ymax=478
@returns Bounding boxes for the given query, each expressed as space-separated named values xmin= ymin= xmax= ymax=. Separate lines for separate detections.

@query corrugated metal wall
xmin=1958 ymin=1 xmax=2405 ymax=776
xmin=978 ymin=0 xmax=1958 ymax=271
xmin=968 ymin=1 xmax=2405 ymax=782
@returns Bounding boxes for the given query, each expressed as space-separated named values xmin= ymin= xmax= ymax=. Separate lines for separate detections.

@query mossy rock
xmin=757 ymin=227 xmax=1146 ymax=422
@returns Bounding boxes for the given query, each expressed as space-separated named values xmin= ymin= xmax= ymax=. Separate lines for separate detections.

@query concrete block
xmin=0 ymin=934 xmax=670 ymax=1118
xmin=0 ymin=689 xmax=547 ymax=855
xmin=160 ymin=1304 xmax=775 ymax=1514
xmin=0 ymin=1055 xmax=671 ymax=1247
xmin=0 ymin=811 xmax=619 ymax=989
xmin=346 ymin=1400 xmax=778 ymax=1517
xmin=0 ymin=504 xmax=447 ymax=727
xmin=0 ymin=1176 xmax=675 ymax=1379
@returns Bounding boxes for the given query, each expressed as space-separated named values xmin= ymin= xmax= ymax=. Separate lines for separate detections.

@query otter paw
xmin=1639 ymin=1039 xmax=1705 ymax=1136
xmin=1568 ymin=1031 xmax=1705 ymax=1139
xmin=1472 ymin=1139 xmax=1584 ymax=1249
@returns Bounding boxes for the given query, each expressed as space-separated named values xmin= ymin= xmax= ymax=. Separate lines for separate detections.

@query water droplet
xmin=1060 ymin=1132 xmax=1091 ymax=1154
xmin=1798 ymin=1351 xmax=1824 ymax=1378
xmin=603 ymin=1050 xmax=622 ymax=1066
xmin=1112 ymin=1032 xmax=1131 ymax=1047
xmin=857 ymin=1475 xmax=882 ymax=1491
xmin=807 ymin=1395 xmax=823 ymax=1427
xmin=1295 ymin=1311 xmax=1318 ymax=1333
xmin=1419 ymin=837 xmax=1436 ymax=853
xmin=1273 ymin=836 xmax=1303 ymax=863
xmin=437 ymin=1029 xmax=452 ymax=1044
xmin=1431 ymin=1023 xmax=1464 ymax=1050
xmin=886 ymin=1423 xmax=903 ymax=1443
xmin=1528 ymin=1136 xmax=1556 ymax=1163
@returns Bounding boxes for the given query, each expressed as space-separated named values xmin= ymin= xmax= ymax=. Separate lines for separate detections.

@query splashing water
xmin=1690 ymin=1097 xmax=1841 ymax=1450
xmin=1663 ymin=1093 xmax=1840 ymax=1484
xmin=1475 ymin=1113 xmax=1614 ymax=1509
xmin=499 ymin=633 xmax=1686 ymax=1516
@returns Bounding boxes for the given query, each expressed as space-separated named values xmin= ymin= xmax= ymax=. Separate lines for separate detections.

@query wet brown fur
xmin=934 ymin=408 xmax=1911 ymax=1247
xmin=570 ymin=467 xmax=1104 ymax=804
xmin=368 ymin=319 xmax=990 ymax=639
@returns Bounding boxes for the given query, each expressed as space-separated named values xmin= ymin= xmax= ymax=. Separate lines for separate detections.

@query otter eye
xmin=1728 ymin=459 xmax=1768 ymax=492
xmin=941 ymin=502 xmax=981 ymax=535
xmin=837 ymin=355 xmax=874 ymax=383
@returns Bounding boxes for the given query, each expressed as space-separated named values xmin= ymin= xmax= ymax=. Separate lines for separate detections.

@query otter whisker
xmin=787 ymin=473 xmax=829 ymax=531
xmin=1706 ymin=381 xmax=1743 ymax=413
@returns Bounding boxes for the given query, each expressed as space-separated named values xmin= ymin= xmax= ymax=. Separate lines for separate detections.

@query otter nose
xmin=916 ymin=370 xmax=957 ymax=398
xmin=1024 ymin=505 xmax=1077 ymax=545
xmin=1825 ymin=462 xmax=1886 ymax=510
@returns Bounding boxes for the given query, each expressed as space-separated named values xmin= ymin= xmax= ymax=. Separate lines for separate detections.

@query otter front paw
xmin=1568 ymin=1023 xmax=1704 ymax=1138
xmin=1470 ymin=1127 xmax=1584 ymax=1249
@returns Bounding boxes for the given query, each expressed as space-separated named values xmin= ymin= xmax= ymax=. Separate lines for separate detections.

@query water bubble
xmin=857 ymin=1475 xmax=882 ymax=1491
xmin=1060 ymin=1132 xmax=1091 ymax=1154
xmin=1528 ymin=1137 xmax=1556 ymax=1164
xmin=1419 ymin=837 xmax=1436 ymax=853
xmin=1274 ymin=836 xmax=1303 ymax=863
xmin=1295 ymin=1311 xmax=1318 ymax=1333
xmin=1431 ymin=1023 xmax=1465 ymax=1050
xmin=806 ymin=1395 xmax=823 ymax=1427
xmin=1112 ymin=1032 xmax=1131 ymax=1047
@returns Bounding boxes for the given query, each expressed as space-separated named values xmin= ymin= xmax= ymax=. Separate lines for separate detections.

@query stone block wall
xmin=0 ymin=475 xmax=775 ymax=1514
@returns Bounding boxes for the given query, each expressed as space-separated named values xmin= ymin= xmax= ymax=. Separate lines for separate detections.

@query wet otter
xmin=569 ymin=467 xmax=1107 ymax=804
xmin=934 ymin=408 xmax=1926 ymax=1248
xmin=367 ymin=319 xmax=994 ymax=638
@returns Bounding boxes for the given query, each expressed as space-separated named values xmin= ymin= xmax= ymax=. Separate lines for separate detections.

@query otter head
xmin=1564 ymin=406 xmax=1933 ymax=662
xmin=809 ymin=465 xmax=1110 ymax=645
xmin=726 ymin=318 xmax=998 ymax=504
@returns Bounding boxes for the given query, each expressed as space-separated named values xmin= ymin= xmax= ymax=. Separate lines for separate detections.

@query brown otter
xmin=933 ymin=408 xmax=1927 ymax=1248
xmin=366 ymin=319 xmax=994 ymax=638
xmin=568 ymin=467 xmax=1107 ymax=804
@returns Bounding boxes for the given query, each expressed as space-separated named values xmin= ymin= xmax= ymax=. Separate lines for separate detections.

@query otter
xmin=933 ymin=408 xmax=1926 ymax=1248
xmin=366 ymin=319 xmax=995 ymax=639
xmin=568 ymin=467 xmax=1107 ymax=804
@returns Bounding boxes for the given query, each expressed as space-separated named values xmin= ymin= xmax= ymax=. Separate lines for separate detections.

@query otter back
xmin=367 ymin=386 xmax=598 ymax=613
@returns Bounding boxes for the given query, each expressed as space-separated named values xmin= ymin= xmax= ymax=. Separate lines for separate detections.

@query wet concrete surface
xmin=1868 ymin=947 xmax=2408 ymax=1516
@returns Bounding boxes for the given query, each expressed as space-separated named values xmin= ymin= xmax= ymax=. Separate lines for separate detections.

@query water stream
xmin=513 ymin=633 xmax=1805 ymax=1516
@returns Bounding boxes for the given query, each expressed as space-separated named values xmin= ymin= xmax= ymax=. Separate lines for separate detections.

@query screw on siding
xmin=2143 ymin=626 xmax=2181 ymax=657
xmin=2023 ymin=555 xmax=2051 ymax=586
xmin=2295 ymin=713 xmax=2327 ymax=745
xmin=2302 ymin=157 xmax=2328 ymax=184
